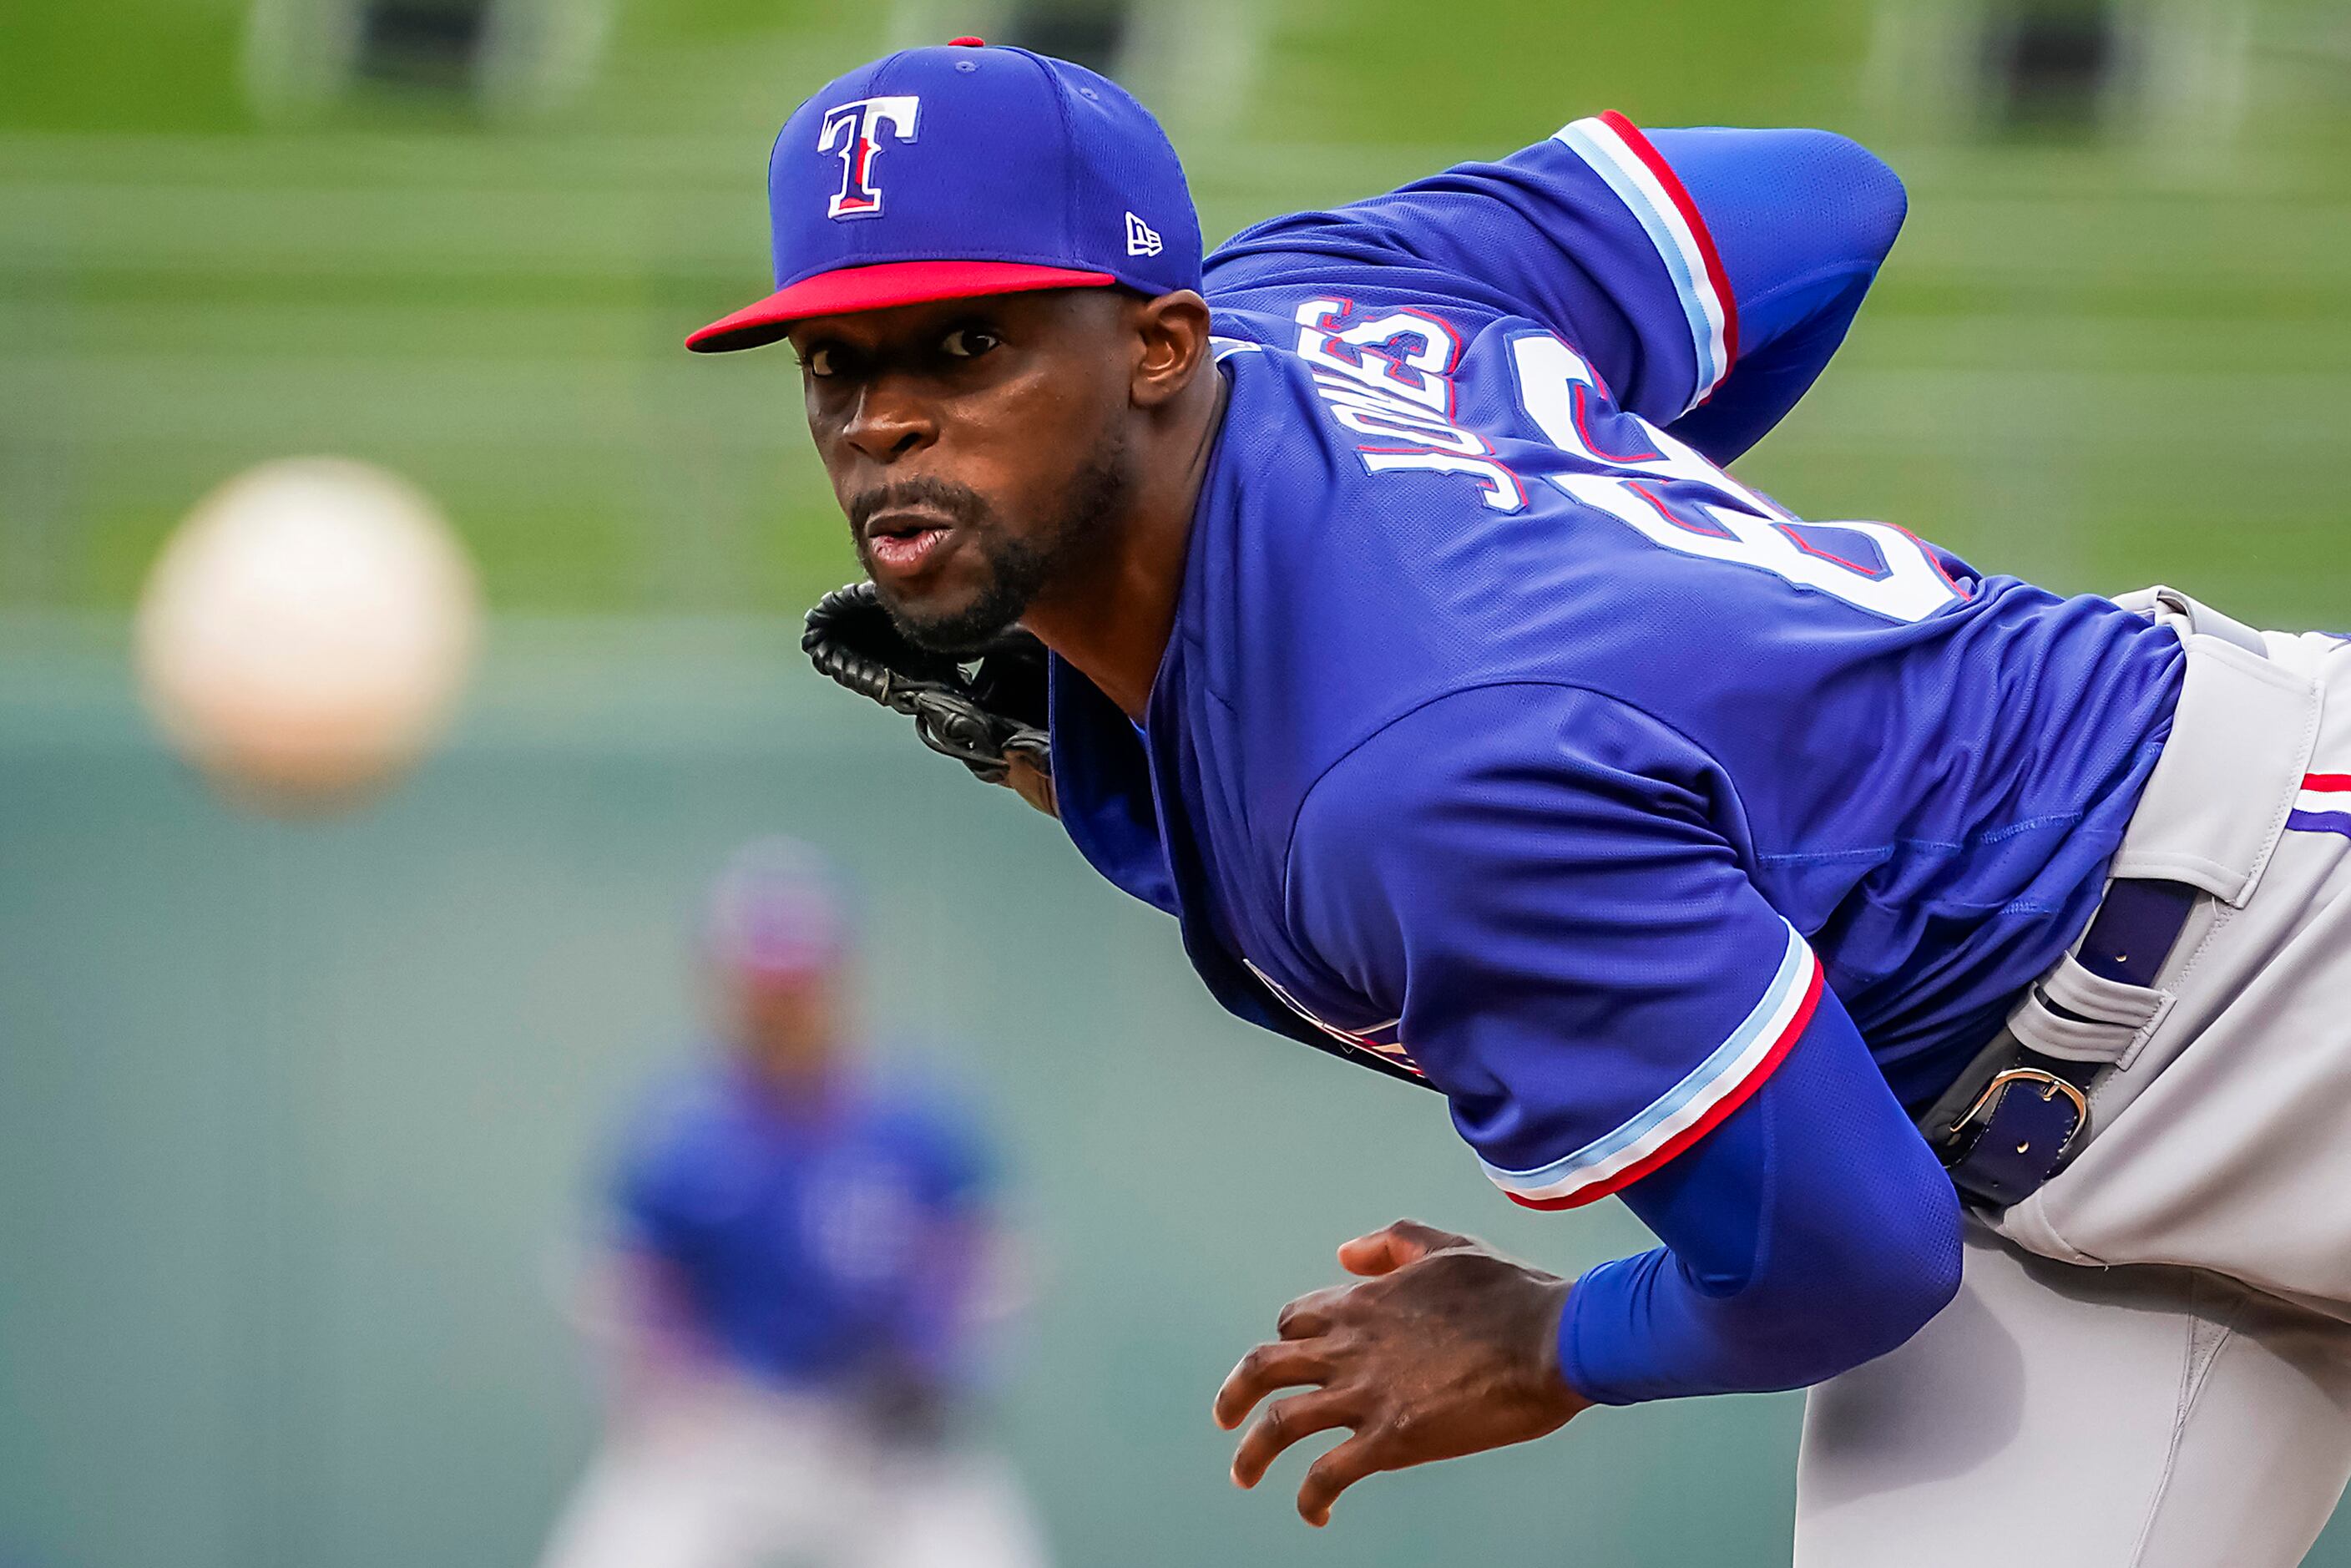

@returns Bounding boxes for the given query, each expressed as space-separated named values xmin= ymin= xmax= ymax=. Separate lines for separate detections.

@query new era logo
xmin=1125 ymin=211 xmax=1163 ymax=258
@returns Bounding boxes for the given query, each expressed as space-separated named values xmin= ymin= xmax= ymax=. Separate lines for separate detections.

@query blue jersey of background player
xmin=606 ymin=840 xmax=995 ymax=1419
xmin=685 ymin=44 xmax=2186 ymax=1527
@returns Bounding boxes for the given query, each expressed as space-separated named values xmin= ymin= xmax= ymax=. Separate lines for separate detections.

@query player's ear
xmin=1130 ymin=289 xmax=1212 ymax=409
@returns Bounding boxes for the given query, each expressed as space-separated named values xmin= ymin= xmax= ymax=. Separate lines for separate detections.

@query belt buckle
xmin=1947 ymin=1067 xmax=2090 ymax=1163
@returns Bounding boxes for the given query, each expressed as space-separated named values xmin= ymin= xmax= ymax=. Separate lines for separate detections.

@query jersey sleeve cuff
xmin=1477 ymin=923 xmax=1822 ymax=1209
xmin=1557 ymin=1255 xmax=1646 ymax=1407
xmin=1551 ymin=111 xmax=1742 ymax=416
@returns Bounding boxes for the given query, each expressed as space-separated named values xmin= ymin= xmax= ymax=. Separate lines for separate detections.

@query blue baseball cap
xmin=704 ymin=837 xmax=855 ymax=979
xmin=687 ymin=39 xmax=1204 ymax=353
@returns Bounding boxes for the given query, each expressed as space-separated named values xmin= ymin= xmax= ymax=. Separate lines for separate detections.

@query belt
xmin=1928 ymin=878 xmax=2197 ymax=1206
xmin=1922 ymin=584 xmax=2319 ymax=1209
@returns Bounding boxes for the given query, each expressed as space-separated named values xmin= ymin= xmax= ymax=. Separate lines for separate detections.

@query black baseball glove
xmin=802 ymin=581 xmax=1054 ymax=800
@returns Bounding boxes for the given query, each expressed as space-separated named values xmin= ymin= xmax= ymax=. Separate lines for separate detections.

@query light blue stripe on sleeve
xmin=1481 ymin=922 xmax=1808 ymax=1194
xmin=1553 ymin=119 xmax=1723 ymax=408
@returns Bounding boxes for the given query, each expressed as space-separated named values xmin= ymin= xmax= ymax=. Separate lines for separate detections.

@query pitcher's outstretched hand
xmin=1213 ymin=1219 xmax=1590 ymax=1526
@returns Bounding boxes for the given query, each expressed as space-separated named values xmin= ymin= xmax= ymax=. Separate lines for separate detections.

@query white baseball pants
xmin=538 ymin=1379 xmax=1049 ymax=1568
xmin=1802 ymin=607 xmax=2351 ymax=1568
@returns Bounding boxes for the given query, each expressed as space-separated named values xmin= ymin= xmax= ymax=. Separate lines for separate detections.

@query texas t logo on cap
xmin=819 ymin=95 xmax=920 ymax=220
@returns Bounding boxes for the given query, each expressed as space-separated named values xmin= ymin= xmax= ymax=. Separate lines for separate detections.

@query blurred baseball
xmin=134 ymin=457 xmax=482 ymax=810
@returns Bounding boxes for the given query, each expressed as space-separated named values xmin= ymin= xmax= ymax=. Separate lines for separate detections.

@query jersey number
xmin=1509 ymin=332 xmax=1964 ymax=624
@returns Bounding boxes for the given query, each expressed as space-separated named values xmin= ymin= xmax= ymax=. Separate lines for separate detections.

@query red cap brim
xmin=685 ymin=260 xmax=1118 ymax=353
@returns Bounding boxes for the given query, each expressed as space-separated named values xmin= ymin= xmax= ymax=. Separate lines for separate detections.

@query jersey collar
xmin=1046 ymin=652 xmax=1178 ymax=914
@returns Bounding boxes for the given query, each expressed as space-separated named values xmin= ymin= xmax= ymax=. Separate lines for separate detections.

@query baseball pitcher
xmin=690 ymin=40 xmax=2351 ymax=1565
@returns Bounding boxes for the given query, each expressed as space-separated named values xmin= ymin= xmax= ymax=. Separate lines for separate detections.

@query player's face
xmin=789 ymin=291 xmax=1139 ymax=652
xmin=729 ymin=962 xmax=847 ymax=1089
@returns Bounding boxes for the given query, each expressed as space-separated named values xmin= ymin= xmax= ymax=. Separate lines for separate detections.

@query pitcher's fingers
xmin=1337 ymin=1218 xmax=1473 ymax=1277
xmin=1297 ymin=1431 xmax=1388 ymax=1527
xmin=1213 ymin=1338 xmax=1335 ymax=1430
xmin=1274 ymin=1284 xmax=1349 ymax=1340
xmin=1230 ymin=1388 xmax=1360 ymax=1489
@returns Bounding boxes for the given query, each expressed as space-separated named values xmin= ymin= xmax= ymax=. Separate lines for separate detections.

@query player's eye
xmin=803 ymin=345 xmax=840 ymax=378
xmin=940 ymin=326 xmax=999 ymax=360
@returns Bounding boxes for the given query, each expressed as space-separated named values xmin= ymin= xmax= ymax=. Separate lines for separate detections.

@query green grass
xmin=2 ymin=0 xmax=2348 ymax=626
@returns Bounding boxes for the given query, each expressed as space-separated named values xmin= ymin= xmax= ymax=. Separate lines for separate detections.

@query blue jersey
xmin=1045 ymin=114 xmax=2183 ymax=1227
xmin=611 ymin=1060 xmax=993 ymax=1391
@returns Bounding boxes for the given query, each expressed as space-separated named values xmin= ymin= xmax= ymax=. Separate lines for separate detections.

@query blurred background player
xmin=538 ymin=838 xmax=1047 ymax=1568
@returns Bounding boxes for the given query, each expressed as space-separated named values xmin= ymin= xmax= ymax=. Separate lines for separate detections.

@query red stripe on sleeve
xmin=1506 ymin=958 xmax=1822 ymax=1211
xmin=1594 ymin=109 xmax=1742 ymax=377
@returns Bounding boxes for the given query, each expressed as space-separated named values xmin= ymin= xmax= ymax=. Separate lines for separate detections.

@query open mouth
xmin=863 ymin=512 xmax=957 ymax=576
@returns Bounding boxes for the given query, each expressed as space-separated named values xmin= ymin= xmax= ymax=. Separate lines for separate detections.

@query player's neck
xmin=741 ymin=1051 xmax=841 ymax=1115
xmin=1023 ymin=367 xmax=1229 ymax=721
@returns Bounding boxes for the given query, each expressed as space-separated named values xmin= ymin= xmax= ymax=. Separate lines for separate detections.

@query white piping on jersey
xmin=1242 ymin=958 xmax=1415 ymax=1068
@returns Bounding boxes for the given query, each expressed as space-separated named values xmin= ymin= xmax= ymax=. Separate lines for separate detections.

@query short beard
xmin=852 ymin=432 xmax=1130 ymax=655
